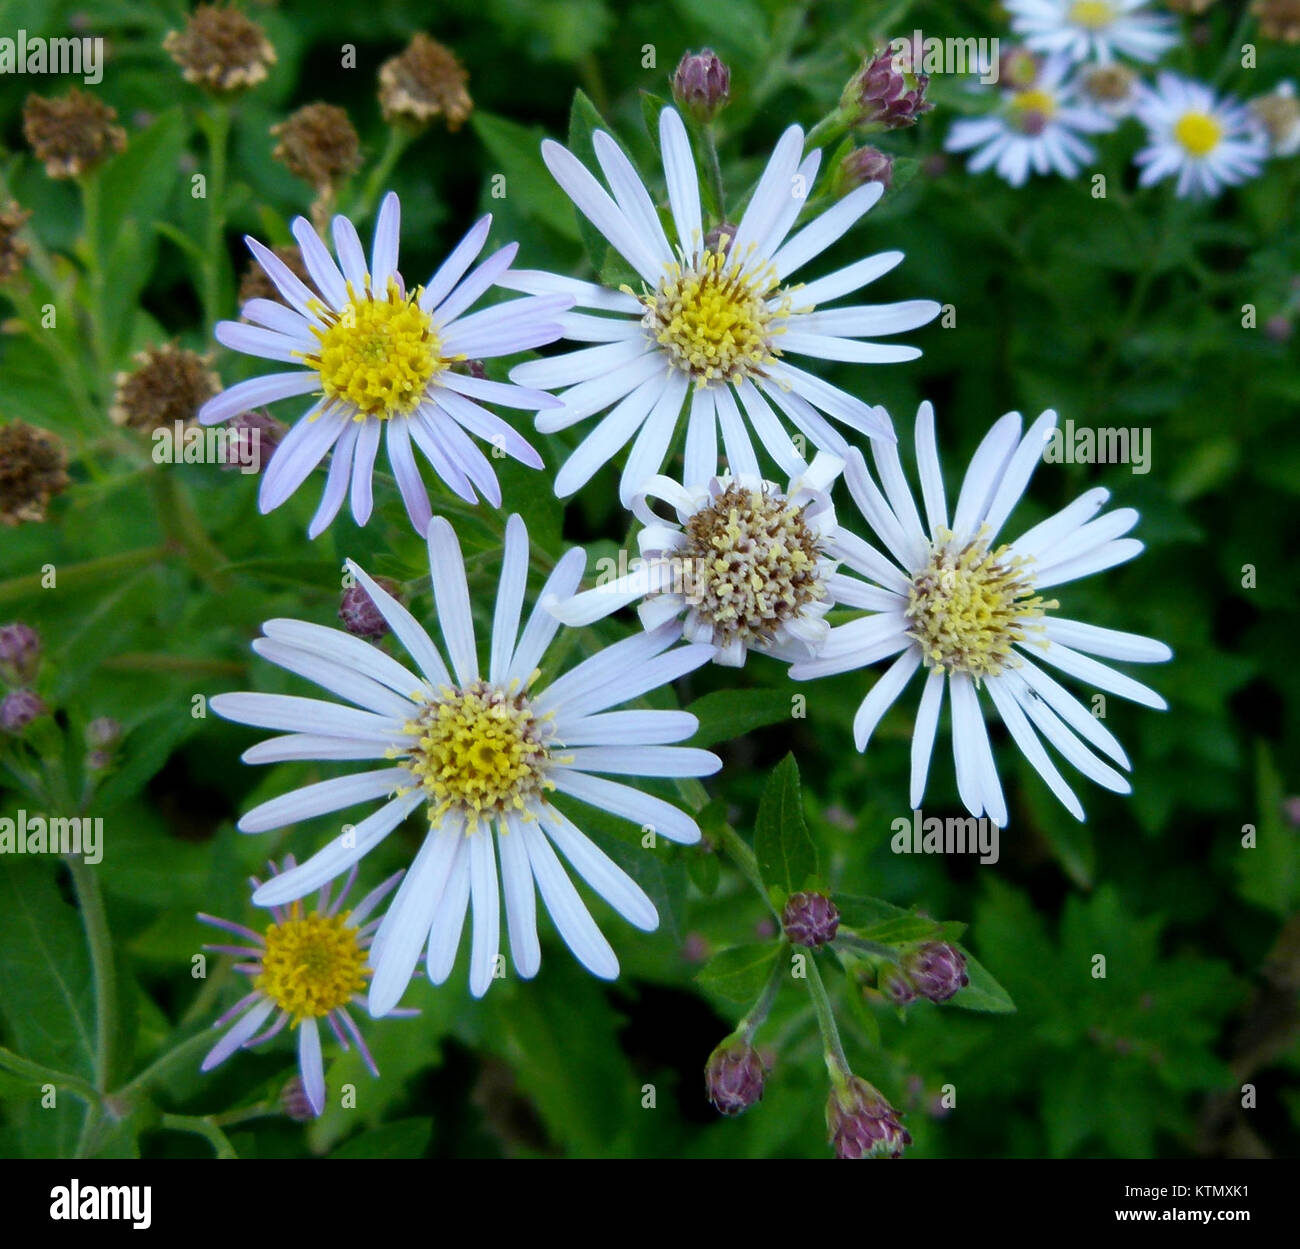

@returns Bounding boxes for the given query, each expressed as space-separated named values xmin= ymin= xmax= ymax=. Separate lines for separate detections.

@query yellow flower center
xmin=402 ymin=680 xmax=556 ymax=827
xmin=1010 ymin=88 xmax=1057 ymax=121
xmin=675 ymin=482 xmax=824 ymax=646
xmin=1173 ymin=111 xmax=1222 ymax=158
xmin=640 ymin=243 xmax=789 ymax=386
xmin=1069 ymin=0 xmax=1116 ymax=28
xmin=304 ymin=278 xmax=442 ymax=419
xmin=905 ymin=529 xmax=1057 ymax=682
xmin=256 ymin=905 xmax=367 ymax=1022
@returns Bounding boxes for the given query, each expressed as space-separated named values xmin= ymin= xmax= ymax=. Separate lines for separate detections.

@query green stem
xmin=352 ymin=127 xmax=413 ymax=225
xmin=78 ymin=170 xmax=111 ymax=389
xmin=0 ymin=545 xmax=168 ymax=607
xmin=202 ymin=102 xmax=231 ymax=329
xmin=834 ymin=933 xmax=900 ymax=961
xmin=0 ymin=1047 xmax=101 ymax=1106
xmin=702 ymin=123 xmax=727 ymax=222
xmin=805 ymin=953 xmax=851 ymax=1080
xmin=66 ymin=855 xmax=118 ymax=1093
xmin=117 ymin=1029 xmax=215 ymax=1100
xmin=159 ymin=1113 xmax=238 ymax=1159
xmin=739 ymin=941 xmax=788 ymax=1042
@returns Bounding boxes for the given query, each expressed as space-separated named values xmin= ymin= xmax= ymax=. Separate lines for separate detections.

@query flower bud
xmin=339 ymin=578 xmax=400 ymax=639
xmin=0 ymin=622 xmax=41 ymax=685
xmin=826 ymin=1075 xmax=910 ymax=1159
xmin=1 ymin=689 xmax=47 ymax=733
xmin=841 ymin=43 xmax=933 ymax=131
xmin=782 ymin=890 xmax=839 ymax=948
xmin=279 ymin=1075 xmax=319 ymax=1122
xmin=672 ymin=49 xmax=731 ymax=123
xmin=901 ymin=941 xmax=969 ymax=1003
xmin=705 ymin=1038 xmax=766 ymax=1117
xmin=833 ymin=146 xmax=893 ymax=196
xmin=879 ymin=965 xmax=917 ymax=1006
xmin=222 ymin=409 xmax=286 ymax=474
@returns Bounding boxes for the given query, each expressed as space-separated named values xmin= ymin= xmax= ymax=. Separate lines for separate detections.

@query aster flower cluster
xmin=945 ymin=1 xmax=1295 ymax=197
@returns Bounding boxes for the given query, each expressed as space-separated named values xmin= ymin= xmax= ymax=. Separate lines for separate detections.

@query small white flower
xmin=946 ymin=56 xmax=1114 ymax=186
xmin=549 ymin=451 xmax=846 ymax=667
xmin=1134 ymin=73 xmax=1269 ymax=198
xmin=211 ymin=515 xmax=721 ymax=1009
xmin=790 ymin=402 xmax=1172 ymax=827
xmin=198 ymin=862 xmax=409 ymax=1116
xmin=200 ymin=192 xmax=570 ymax=537
xmin=1005 ymin=0 xmax=1177 ymax=65
xmin=504 ymin=108 xmax=940 ymax=502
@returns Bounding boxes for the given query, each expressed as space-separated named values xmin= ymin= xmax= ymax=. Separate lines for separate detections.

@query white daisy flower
xmin=789 ymin=402 xmax=1172 ymax=827
xmin=210 ymin=514 xmax=720 ymax=1011
xmin=946 ymin=56 xmax=1115 ymax=186
xmin=199 ymin=192 xmax=570 ymax=537
xmin=549 ymin=451 xmax=846 ymax=667
xmin=504 ymin=107 xmax=940 ymax=502
xmin=198 ymin=861 xmax=409 ymax=1116
xmin=1005 ymin=0 xmax=1177 ymax=65
xmin=1134 ymin=73 xmax=1269 ymax=198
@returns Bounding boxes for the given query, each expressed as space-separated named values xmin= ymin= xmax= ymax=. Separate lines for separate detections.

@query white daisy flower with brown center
xmin=549 ymin=452 xmax=846 ymax=667
xmin=790 ymin=403 xmax=1172 ymax=827
xmin=210 ymin=515 xmax=720 ymax=1010
xmin=200 ymin=192 xmax=570 ymax=537
xmin=504 ymin=108 xmax=940 ymax=501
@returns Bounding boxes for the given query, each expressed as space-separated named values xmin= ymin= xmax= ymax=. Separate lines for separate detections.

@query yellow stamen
xmin=906 ymin=528 xmax=1057 ymax=682
xmin=641 ymin=242 xmax=790 ymax=386
xmin=403 ymin=679 xmax=555 ymax=827
xmin=1173 ymin=112 xmax=1222 ymax=158
xmin=302 ymin=277 xmax=441 ymax=418
xmin=1010 ymin=88 xmax=1058 ymax=121
xmin=1069 ymin=0 xmax=1116 ymax=29
xmin=256 ymin=904 xmax=367 ymax=1023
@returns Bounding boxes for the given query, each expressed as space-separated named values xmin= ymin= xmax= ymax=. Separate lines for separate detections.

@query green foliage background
xmin=0 ymin=0 xmax=1297 ymax=1159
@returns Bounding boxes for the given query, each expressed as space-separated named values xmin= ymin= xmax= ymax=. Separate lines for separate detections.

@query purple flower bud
xmin=834 ymin=146 xmax=894 ymax=196
xmin=826 ymin=1076 xmax=910 ymax=1159
xmin=222 ymin=409 xmax=286 ymax=474
xmin=879 ymin=965 xmax=917 ymax=1006
xmin=705 ymin=1038 xmax=766 ymax=1117
xmin=280 ymin=1075 xmax=319 ymax=1122
xmin=672 ymin=48 xmax=730 ymax=123
xmin=1265 ymin=315 xmax=1292 ymax=343
xmin=0 ymin=621 xmax=41 ymax=684
xmin=339 ymin=578 xmax=400 ymax=639
xmin=1 ymin=688 xmax=47 ymax=733
xmin=842 ymin=44 xmax=933 ymax=131
xmin=782 ymin=891 xmax=839 ymax=948
xmin=84 ymin=716 xmax=122 ymax=750
xmin=901 ymin=941 xmax=969 ymax=1003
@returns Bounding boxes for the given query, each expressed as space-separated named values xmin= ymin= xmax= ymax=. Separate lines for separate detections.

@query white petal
xmin=909 ymin=669 xmax=945 ymax=808
xmin=426 ymin=517 xmax=478 ymax=684
xmin=499 ymin=814 xmax=540 ymax=977
xmin=468 ymin=830 xmax=501 ymax=997
xmin=298 ymin=1018 xmax=326 ymax=1114
xmin=550 ymin=771 xmax=701 ymax=844
xmin=852 ymin=649 xmax=921 ymax=752
xmin=507 ymin=548 xmax=587 ymax=683
xmin=540 ymin=806 xmax=657 ymax=930
xmin=344 ymin=561 xmax=452 ymax=688
xmin=238 ymin=768 xmax=407 ymax=834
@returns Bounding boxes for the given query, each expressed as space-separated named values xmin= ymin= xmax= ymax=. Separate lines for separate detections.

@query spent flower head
xmin=163 ymin=4 xmax=276 ymax=94
xmin=1253 ymin=0 xmax=1300 ymax=42
xmin=378 ymin=33 xmax=472 ymax=131
xmin=272 ymin=103 xmax=362 ymax=194
xmin=111 ymin=344 xmax=221 ymax=432
xmin=0 ymin=420 xmax=69 ymax=526
xmin=0 ymin=202 xmax=32 ymax=283
xmin=23 ymin=89 xmax=126 ymax=179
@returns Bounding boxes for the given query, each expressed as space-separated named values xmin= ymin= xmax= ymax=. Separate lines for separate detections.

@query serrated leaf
xmin=695 ymin=943 xmax=780 ymax=1004
xmin=753 ymin=753 xmax=816 ymax=900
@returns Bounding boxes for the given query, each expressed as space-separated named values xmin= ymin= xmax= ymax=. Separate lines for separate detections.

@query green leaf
xmin=686 ymin=687 xmax=793 ymax=748
xmin=330 ymin=1119 xmax=432 ymax=1159
xmin=695 ymin=943 xmax=780 ymax=1005
xmin=470 ymin=112 xmax=581 ymax=242
xmin=567 ymin=89 xmax=622 ymax=270
xmin=1234 ymin=741 xmax=1299 ymax=916
xmin=949 ymin=948 xmax=1017 ymax=1014
xmin=753 ymin=753 xmax=817 ymax=900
